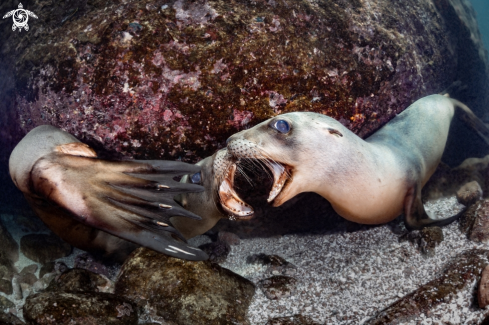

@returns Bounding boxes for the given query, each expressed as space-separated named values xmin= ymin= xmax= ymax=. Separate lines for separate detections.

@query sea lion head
xmin=173 ymin=148 xmax=253 ymax=238
xmin=219 ymin=112 xmax=351 ymax=218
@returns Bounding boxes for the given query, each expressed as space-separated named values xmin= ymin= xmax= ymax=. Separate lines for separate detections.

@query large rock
xmin=114 ymin=247 xmax=255 ymax=325
xmin=0 ymin=219 xmax=18 ymax=263
xmin=20 ymin=234 xmax=72 ymax=264
xmin=23 ymin=291 xmax=138 ymax=325
xmin=0 ymin=311 xmax=24 ymax=325
xmin=0 ymin=0 xmax=487 ymax=166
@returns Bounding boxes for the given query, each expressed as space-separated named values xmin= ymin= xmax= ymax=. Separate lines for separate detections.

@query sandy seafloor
xmin=214 ymin=196 xmax=489 ymax=325
xmin=2 ymin=196 xmax=489 ymax=324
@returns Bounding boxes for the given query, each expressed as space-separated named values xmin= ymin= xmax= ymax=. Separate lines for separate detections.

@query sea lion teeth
xmin=266 ymin=161 xmax=288 ymax=203
xmin=218 ymin=163 xmax=254 ymax=219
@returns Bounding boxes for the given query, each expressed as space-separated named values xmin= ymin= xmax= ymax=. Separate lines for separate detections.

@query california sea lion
xmin=9 ymin=125 xmax=208 ymax=261
xmin=219 ymin=94 xmax=489 ymax=229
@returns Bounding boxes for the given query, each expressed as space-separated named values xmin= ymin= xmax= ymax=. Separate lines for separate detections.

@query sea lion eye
xmin=271 ymin=120 xmax=290 ymax=134
xmin=190 ymin=172 xmax=202 ymax=184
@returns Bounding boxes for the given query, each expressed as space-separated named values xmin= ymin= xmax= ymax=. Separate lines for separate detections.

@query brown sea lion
xmin=217 ymin=94 xmax=489 ymax=229
xmin=9 ymin=125 xmax=208 ymax=261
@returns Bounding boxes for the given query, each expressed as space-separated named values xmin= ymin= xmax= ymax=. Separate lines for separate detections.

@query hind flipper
xmin=403 ymin=184 xmax=464 ymax=230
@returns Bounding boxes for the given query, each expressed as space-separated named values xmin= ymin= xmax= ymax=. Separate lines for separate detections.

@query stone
xmin=479 ymin=265 xmax=489 ymax=308
xmin=39 ymin=262 xmax=55 ymax=279
xmin=468 ymin=200 xmax=489 ymax=243
xmin=365 ymin=249 xmax=489 ymax=324
xmin=23 ymin=291 xmax=137 ymax=325
xmin=20 ymin=264 xmax=38 ymax=275
xmin=198 ymin=241 xmax=231 ymax=263
xmin=456 ymin=181 xmax=483 ymax=206
xmin=404 ymin=227 xmax=444 ymax=257
xmin=0 ymin=279 xmax=12 ymax=295
xmin=259 ymin=276 xmax=297 ymax=300
xmin=17 ymin=273 xmax=38 ymax=286
xmin=0 ymin=296 xmax=15 ymax=310
xmin=247 ymin=254 xmax=297 ymax=276
xmin=115 ymin=247 xmax=255 ymax=325
xmin=266 ymin=314 xmax=321 ymax=325
xmin=32 ymin=273 xmax=56 ymax=293
xmin=46 ymin=268 xmax=113 ymax=294
xmin=0 ymin=311 xmax=24 ymax=325
xmin=218 ymin=231 xmax=241 ymax=245
xmin=74 ymin=252 xmax=119 ymax=279
xmin=20 ymin=234 xmax=72 ymax=264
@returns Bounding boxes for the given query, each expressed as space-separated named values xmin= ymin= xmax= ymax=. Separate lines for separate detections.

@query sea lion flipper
xmin=403 ymin=184 xmax=464 ymax=230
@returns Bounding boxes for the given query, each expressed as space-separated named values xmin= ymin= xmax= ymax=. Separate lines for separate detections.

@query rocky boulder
xmin=115 ymin=247 xmax=255 ymax=325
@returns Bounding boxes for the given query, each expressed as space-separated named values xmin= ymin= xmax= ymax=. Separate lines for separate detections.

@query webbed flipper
xmin=403 ymin=184 xmax=465 ymax=230
xmin=9 ymin=125 xmax=208 ymax=261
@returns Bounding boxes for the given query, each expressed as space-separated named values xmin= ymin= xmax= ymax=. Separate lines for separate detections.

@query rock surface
xmin=20 ymin=234 xmax=72 ymax=264
xmin=46 ymin=268 xmax=113 ymax=294
xmin=0 ymin=0 xmax=487 ymax=166
xmin=199 ymin=240 xmax=231 ymax=263
xmin=115 ymin=247 xmax=255 ymax=325
xmin=259 ymin=276 xmax=298 ymax=300
xmin=456 ymin=180 xmax=483 ymax=206
xmin=23 ymin=291 xmax=138 ymax=325
xmin=0 ymin=311 xmax=24 ymax=325
xmin=479 ymin=265 xmax=489 ymax=308
xmin=0 ymin=219 xmax=18 ymax=264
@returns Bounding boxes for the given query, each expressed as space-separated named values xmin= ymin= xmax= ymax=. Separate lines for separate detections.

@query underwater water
xmin=471 ymin=0 xmax=489 ymax=51
xmin=1 ymin=0 xmax=489 ymax=324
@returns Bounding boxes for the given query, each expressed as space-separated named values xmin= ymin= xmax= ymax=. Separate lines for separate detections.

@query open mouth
xmin=218 ymin=159 xmax=291 ymax=220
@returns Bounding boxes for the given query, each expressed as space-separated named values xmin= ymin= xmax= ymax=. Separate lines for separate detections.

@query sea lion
xmin=9 ymin=125 xmax=208 ymax=261
xmin=218 ymin=94 xmax=489 ymax=229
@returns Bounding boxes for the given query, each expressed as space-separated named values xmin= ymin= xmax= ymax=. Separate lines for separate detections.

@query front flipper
xmin=30 ymin=152 xmax=208 ymax=261
xmin=403 ymin=184 xmax=465 ymax=230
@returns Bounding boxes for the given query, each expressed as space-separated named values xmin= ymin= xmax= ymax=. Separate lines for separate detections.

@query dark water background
xmin=470 ymin=0 xmax=489 ymax=51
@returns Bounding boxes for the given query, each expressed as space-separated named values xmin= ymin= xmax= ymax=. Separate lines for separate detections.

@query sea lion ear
xmin=327 ymin=128 xmax=343 ymax=138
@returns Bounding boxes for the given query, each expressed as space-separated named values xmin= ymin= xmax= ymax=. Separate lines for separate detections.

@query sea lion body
xmin=224 ymin=94 xmax=488 ymax=229
xmin=9 ymin=125 xmax=208 ymax=261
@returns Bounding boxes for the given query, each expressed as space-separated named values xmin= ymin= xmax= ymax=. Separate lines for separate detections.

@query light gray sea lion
xmin=9 ymin=125 xmax=208 ymax=261
xmin=219 ymin=94 xmax=489 ymax=229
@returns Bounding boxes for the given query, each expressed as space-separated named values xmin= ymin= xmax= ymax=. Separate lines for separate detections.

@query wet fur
xmin=226 ymin=94 xmax=489 ymax=229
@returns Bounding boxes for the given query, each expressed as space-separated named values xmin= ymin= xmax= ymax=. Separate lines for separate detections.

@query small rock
xmin=456 ymin=181 xmax=483 ymax=206
xmin=0 ymin=296 xmax=15 ymax=310
xmin=266 ymin=314 xmax=321 ymax=325
xmin=12 ymin=275 xmax=22 ymax=300
xmin=74 ymin=253 xmax=117 ymax=279
xmin=39 ymin=262 xmax=55 ymax=279
xmin=198 ymin=241 xmax=231 ymax=263
xmin=479 ymin=265 xmax=489 ymax=308
xmin=259 ymin=276 xmax=297 ymax=300
xmin=46 ymin=268 xmax=113 ymax=294
xmin=17 ymin=273 xmax=38 ymax=286
xmin=218 ymin=231 xmax=241 ymax=245
xmin=247 ymin=254 xmax=297 ymax=276
xmin=404 ymin=227 xmax=443 ymax=256
xmin=54 ymin=261 xmax=69 ymax=274
xmin=20 ymin=234 xmax=72 ymax=264
xmin=115 ymin=247 xmax=255 ymax=325
xmin=23 ymin=291 xmax=138 ymax=325
xmin=468 ymin=200 xmax=489 ymax=243
xmin=0 ymin=279 xmax=12 ymax=295
xmin=459 ymin=200 xmax=481 ymax=234
xmin=20 ymin=264 xmax=38 ymax=275
xmin=0 ymin=311 xmax=25 ymax=325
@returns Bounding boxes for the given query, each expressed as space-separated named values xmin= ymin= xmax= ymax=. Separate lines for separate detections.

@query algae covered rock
xmin=0 ymin=0 xmax=487 ymax=165
xmin=115 ymin=247 xmax=255 ymax=325
xmin=23 ymin=291 xmax=137 ymax=325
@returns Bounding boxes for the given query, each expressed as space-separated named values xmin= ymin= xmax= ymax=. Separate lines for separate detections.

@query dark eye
xmin=190 ymin=172 xmax=202 ymax=184
xmin=271 ymin=120 xmax=290 ymax=133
